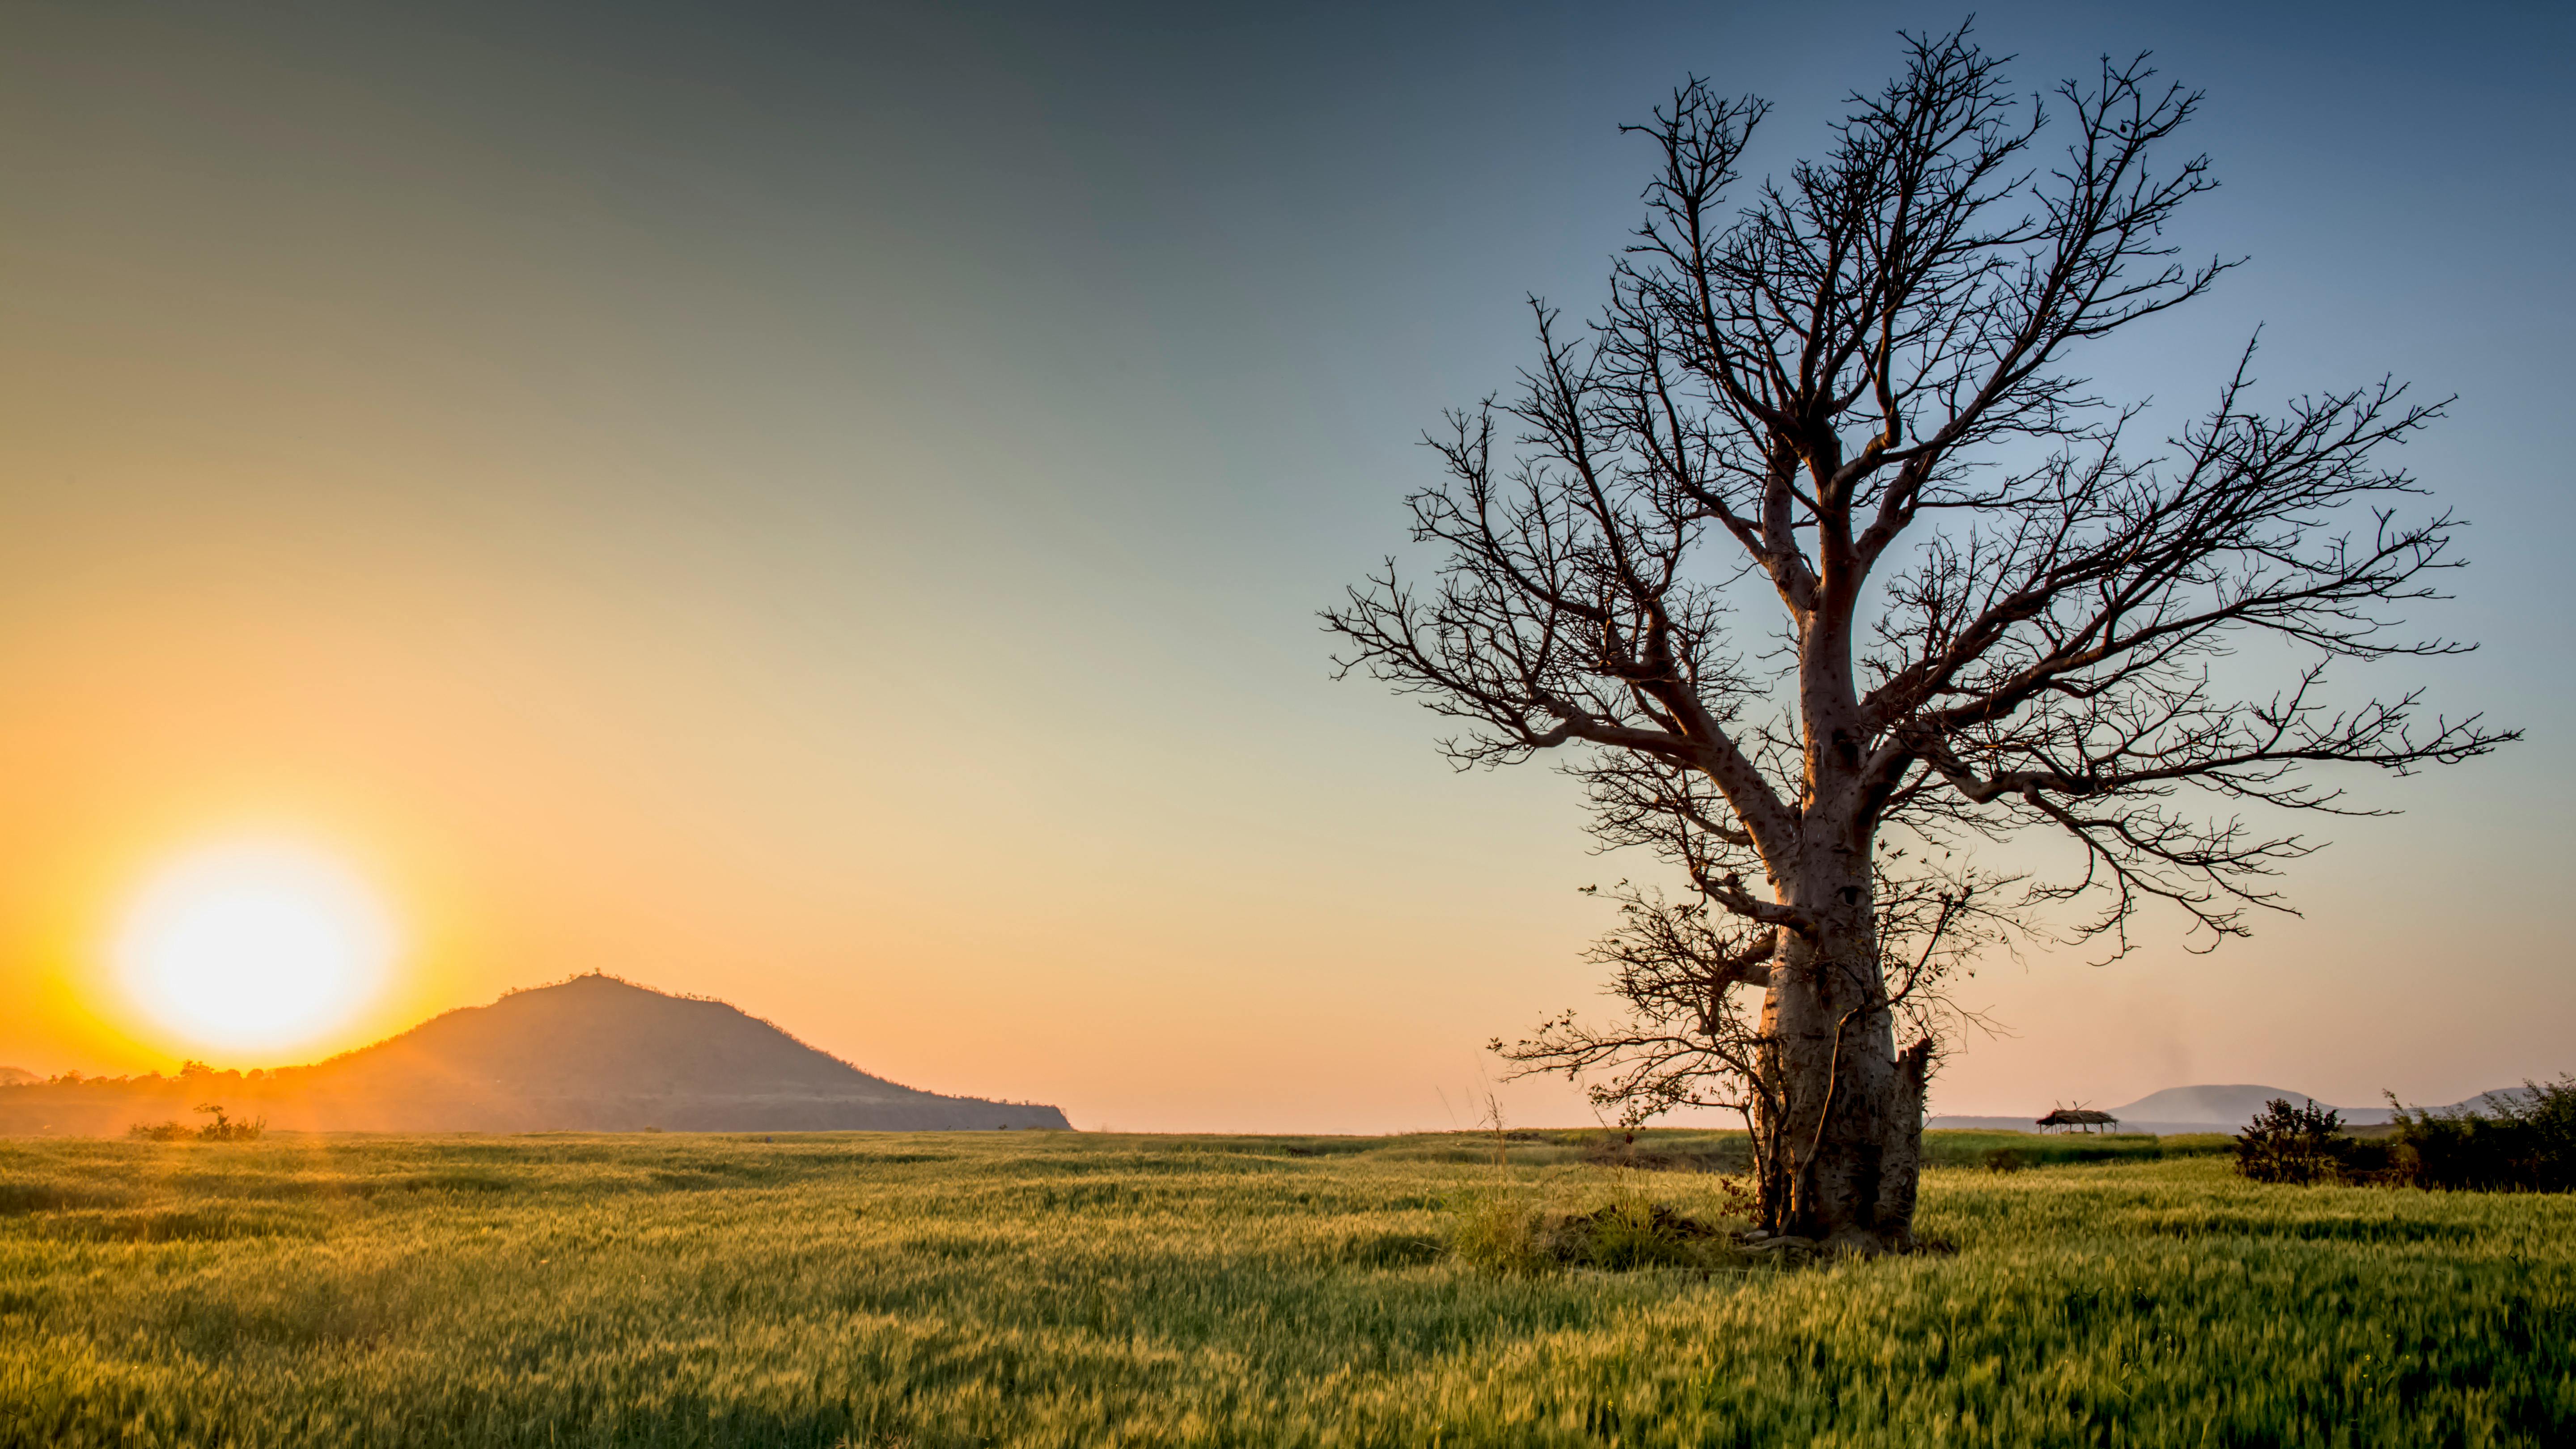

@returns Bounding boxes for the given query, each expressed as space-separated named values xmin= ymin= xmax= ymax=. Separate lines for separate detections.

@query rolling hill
xmin=2104 ymin=1084 xmax=2386 ymax=1132
xmin=0 ymin=974 xmax=1070 ymax=1135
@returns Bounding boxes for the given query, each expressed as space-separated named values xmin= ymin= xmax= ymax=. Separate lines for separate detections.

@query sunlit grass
xmin=0 ymin=1128 xmax=2567 ymax=1446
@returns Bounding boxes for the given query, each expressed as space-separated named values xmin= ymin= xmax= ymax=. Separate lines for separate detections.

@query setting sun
xmin=114 ymin=840 xmax=396 ymax=1055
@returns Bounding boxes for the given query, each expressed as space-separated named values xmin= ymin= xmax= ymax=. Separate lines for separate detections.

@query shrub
xmin=1546 ymin=1198 xmax=1728 ymax=1271
xmin=2234 ymin=1099 xmax=2350 ymax=1184
xmin=127 ymin=1104 xmax=265 ymax=1144
xmin=196 ymin=1105 xmax=264 ymax=1141
xmin=2387 ymin=1076 xmax=2576 ymax=1192
xmin=1444 ymin=1185 xmax=1551 ymax=1275
xmin=1441 ymin=1177 xmax=1741 ymax=1274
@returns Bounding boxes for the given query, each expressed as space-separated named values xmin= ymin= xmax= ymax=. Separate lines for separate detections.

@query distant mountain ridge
xmin=1930 ymin=1081 xmax=2529 ymax=1135
xmin=0 ymin=974 xmax=1070 ymax=1135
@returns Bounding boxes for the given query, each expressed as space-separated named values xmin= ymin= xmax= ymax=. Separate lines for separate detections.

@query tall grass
xmin=0 ymin=1128 xmax=2567 ymax=1446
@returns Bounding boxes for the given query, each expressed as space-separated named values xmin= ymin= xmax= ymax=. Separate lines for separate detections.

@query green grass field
xmin=2 ymin=1128 xmax=2569 ymax=1447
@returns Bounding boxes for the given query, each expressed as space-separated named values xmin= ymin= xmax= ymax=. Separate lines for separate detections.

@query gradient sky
xmin=2 ymin=0 xmax=2569 ymax=1131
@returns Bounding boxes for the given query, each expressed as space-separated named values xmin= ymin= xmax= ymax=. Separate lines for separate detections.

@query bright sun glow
xmin=115 ymin=839 xmax=397 ymax=1055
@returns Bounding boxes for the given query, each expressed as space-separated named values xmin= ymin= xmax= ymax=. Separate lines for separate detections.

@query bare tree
xmin=1326 ymin=26 xmax=2512 ymax=1252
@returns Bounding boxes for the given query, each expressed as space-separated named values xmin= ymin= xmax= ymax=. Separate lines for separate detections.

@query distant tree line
xmin=16 ymin=1061 xmax=284 ymax=1091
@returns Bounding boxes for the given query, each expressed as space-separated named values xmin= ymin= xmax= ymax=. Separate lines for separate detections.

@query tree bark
xmin=1760 ymin=848 xmax=1924 ymax=1252
xmin=1755 ymin=528 xmax=1928 ymax=1251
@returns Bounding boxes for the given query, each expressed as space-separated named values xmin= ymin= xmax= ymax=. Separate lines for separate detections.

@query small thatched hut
xmin=2036 ymin=1107 xmax=2120 ymax=1134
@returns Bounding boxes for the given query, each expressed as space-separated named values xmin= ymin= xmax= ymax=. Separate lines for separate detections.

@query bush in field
xmin=1444 ymin=1185 xmax=1552 ymax=1275
xmin=1546 ymin=1196 xmax=1731 ymax=1271
xmin=2233 ymin=1099 xmax=2350 ymax=1184
xmin=1443 ymin=1177 xmax=1743 ymax=1273
xmin=2387 ymin=1076 xmax=2576 ymax=1192
xmin=195 ymin=1104 xmax=264 ymax=1141
xmin=2522 ymin=1076 xmax=2576 ymax=1182
xmin=2232 ymin=1078 xmax=2576 ymax=1191
xmin=127 ymin=1103 xmax=265 ymax=1143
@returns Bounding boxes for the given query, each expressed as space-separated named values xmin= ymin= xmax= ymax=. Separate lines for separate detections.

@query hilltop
xmin=0 ymin=974 xmax=1069 ymax=1135
xmin=2104 ymin=1085 xmax=2388 ymax=1131
xmin=284 ymin=974 xmax=945 ymax=1101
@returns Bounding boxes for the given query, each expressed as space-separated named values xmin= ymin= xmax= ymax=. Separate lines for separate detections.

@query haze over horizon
xmin=3 ymin=0 xmax=2568 ymax=1132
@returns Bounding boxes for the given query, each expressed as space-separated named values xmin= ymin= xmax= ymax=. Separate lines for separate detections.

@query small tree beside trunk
xmin=1326 ymin=25 xmax=2511 ymax=1254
